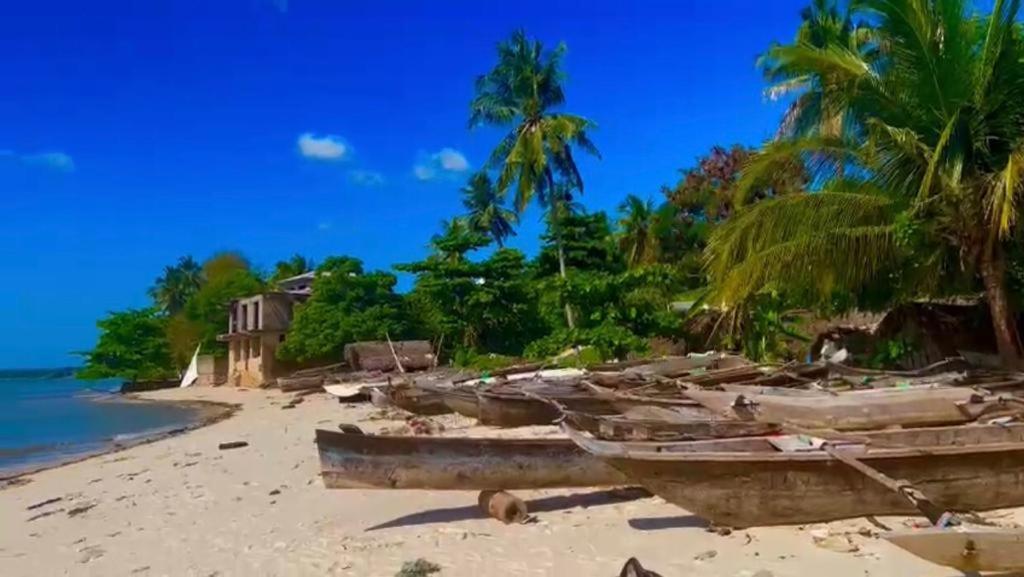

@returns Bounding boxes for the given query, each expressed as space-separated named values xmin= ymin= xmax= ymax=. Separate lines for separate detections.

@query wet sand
xmin=0 ymin=386 xmax=1016 ymax=576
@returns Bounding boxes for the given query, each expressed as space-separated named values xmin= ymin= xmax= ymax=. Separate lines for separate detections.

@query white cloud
xmin=413 ymin=147 xmax=470 ymax=181
xmin=297 ymin=133 xmax=349 ymax=161
xmin=349 ymin=169 xmax=385 ymax=187
xmin=0 ymin=149 xmax=75 ymax=172
xmin=413 ymin=164 xmax=436 ymax=181
xmin=24 ymin=152 xmax=75 ymax=171
xmin=436 ymin=148 xmax=469 ymax=172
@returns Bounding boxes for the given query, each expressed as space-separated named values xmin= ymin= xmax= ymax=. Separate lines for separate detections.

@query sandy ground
xmin=0 ymin=387 xmax=1019 ymax=577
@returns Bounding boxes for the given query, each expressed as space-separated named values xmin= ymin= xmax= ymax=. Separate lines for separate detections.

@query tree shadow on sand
xmin=366 ymin=488 xmax=651 ymax=531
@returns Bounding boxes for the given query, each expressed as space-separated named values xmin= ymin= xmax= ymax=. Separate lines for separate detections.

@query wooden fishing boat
xmin=315 ymin=428 xmax=628 ymax=490
xmin=476 ymin=390 xmax=564 ymax=427
xmin=685 ymin=387 xmax=1024 ymax=431
xmin=563 ymin=420 xmax=1024 ymax=527
xmin=884 ymin=528 xmax=1024 ymax=573
xmin=417 ymin=384 xmax=480 ymax=419
xmin=561 ymin=409 xmax=781 ymax=442
xmin=384 ymin=383 xmax=453 ymax=416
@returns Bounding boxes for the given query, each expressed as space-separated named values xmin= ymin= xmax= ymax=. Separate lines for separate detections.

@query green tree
xmin=78 ymin=308 xmax=177 ymax=382
xmin=398 ymin=221 xmax=541 ymax=353
xmin=148 ymin=256 xmax=202 ymax=315
xmin=471 ymin=30 xmax=600 ymax=328
xmin=537 ymin=209 xmax=622 ymax=277
xmin=462 ymin=172 xmax=518 ymax=247
xmin=617 ymin=195 xmax=658 ymax=268
xmin=181 ymin=263 xmax=265 ymax=354
xmin=711 ymin=0 xmax=1024 ymax=365
xmin=279 ymin=257 xmax=408 ymax=362
xmin=270 ymin=254 xmax=314 ymax=284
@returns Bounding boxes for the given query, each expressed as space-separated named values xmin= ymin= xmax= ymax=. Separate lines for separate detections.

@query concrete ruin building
xmin=217 ymin=272 xmax=314 ymax=387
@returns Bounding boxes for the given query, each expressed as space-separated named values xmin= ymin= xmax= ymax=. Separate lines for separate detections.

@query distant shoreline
xmin=0 ymin=367 xmax=80 ymax=381
xmin=0 ymin=395 xmax=238 ymax=484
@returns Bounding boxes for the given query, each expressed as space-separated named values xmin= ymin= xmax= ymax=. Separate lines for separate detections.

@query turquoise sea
xmin=0 ymin=377 xmax=203 ymax=476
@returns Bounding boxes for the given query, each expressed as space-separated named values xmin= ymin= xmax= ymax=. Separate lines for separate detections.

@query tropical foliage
xmin=78 ymin=308 xmax=177 ymax=382
xmin=709 ymin=0 xmax=1024 ymax=365
xmin=461 ymin=172 xmax=518 ymax=247
xmin=278 ymin=257 xmax=408 ymax=363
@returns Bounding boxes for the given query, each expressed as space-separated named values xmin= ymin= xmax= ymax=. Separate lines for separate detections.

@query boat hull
xmin=885 ymin=528 xmax=1024 ymax=572
xmin=686 ymin=388 xmax=1021 ymax=430
xmin=316 ymin=429 xmax=628 ymax=490
xmin=476 ymin=393 xmax=561 ymax=427
xmin=562 ymin=410 xmax=781 ymax=442
xmin=565 ymin=422 xmax=1024 ymax=527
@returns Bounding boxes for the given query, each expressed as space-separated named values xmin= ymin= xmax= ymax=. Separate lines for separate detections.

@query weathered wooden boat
xmin=563 ymin=420 xmax=1024 ymax=527
xmin=561 ymin=409 xmax=781 ymax=442
xmin=315 ymin=428 xmax=628 ymax=490
xmin=416 ymin=384 xmax=480 ymax=418
xmin=685 ymin=387 xmax=1024 ymax=431
xmin=476 ymin=390 xmax=564 ymax=427
xmin=884 ymin=528 xmax=1024 ymax=573
xmin=384 ymin=383 xmax=453 ymax=416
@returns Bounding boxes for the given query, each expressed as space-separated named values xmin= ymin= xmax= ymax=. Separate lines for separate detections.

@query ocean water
xmin=0 ymin=378 xmax=203 ymax=476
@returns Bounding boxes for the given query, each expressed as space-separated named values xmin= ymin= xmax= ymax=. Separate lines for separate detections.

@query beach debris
xmin=269 ymin=489 xmax=281 ymax=496
xmin=26 ymin=496 xmax=62 ymax=510
xmin=77 ymin=545 xmax=105 ymax=564
xmin=338 ymin=423 xmax=365 ymax=434
xmin=619 ymin=557 xmax=663 ymax=577
xmin=130 ymin=566 xmax=151 ymax=574
xmin=694 ymin=550 xmax=718 ymax=562
xmin=396 ymin=558 xmax=441 ymax=577
xmin=478 ymin=490 xmax=529 ymax=524
xmin=67 ymin=503 xmax=97 ymax=517
xmin=27 ymin=508 xmax=65 ymax=522
xmin=408 ymin=416 xmax=444 ymax=436
xmin=2 ymin=477 xmax=32 ymax=489
xmin=810 ymin=528 xmax=860 ymax=553
xmin=218 ymin=441 xmax=249 ymax=450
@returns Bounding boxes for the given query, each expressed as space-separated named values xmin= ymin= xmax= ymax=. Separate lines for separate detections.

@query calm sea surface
xmin=0 ymin=378 xmax=202 ymax=476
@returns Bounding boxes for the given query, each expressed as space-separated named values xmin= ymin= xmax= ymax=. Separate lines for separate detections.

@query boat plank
xmin=885 ymin=528 xmax=1024 ymax=572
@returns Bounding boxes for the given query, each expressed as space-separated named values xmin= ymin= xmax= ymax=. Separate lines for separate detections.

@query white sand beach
xmin=0 ymin=387 xmax=1017 ymax=576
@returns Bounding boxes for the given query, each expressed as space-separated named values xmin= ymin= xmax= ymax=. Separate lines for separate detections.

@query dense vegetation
xmin=81 ymin=0 xmax=1024 ymax=380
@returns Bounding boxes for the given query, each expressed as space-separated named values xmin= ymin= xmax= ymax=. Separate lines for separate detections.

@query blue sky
xmin=0 ymin=0 xmax=807 ymax=368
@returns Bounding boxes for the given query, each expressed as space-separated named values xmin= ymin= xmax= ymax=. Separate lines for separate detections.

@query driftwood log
xmin=343 ymin=341 xmax=434 ymax=372
xmin=478 ymin=490 xmax=529 ymax=523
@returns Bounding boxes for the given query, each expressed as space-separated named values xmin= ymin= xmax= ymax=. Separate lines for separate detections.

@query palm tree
xmin=149 ymin=256 xmax=203 ymax=315
xmin=470 ymin=30 xmax=600 ymax=213
xmin=757 ymin=0 xmax=867 ymax=140
xmin=461 ymin=172 xmax=518 ymax=247
xmin=710 ymin=0 xmax=1024 ymax=365
xmin=470 ymin=30 xmax=599 ymax=329
xmin=617 ymin=195 xmax=658 ymax=268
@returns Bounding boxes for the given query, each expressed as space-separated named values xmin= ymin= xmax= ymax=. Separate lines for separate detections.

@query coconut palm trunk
xmin=556 ymin=235 xmax=576 ymax=329
xmin=980 ymin=245 xmax=1023 ymax=367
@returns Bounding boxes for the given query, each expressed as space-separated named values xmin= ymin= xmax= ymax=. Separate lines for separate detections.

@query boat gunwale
xmin=314 ymin=428 xmax=577 ymax=451
xmin=561 ymin=422 xmax=1024 ymax=463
